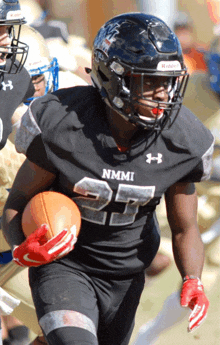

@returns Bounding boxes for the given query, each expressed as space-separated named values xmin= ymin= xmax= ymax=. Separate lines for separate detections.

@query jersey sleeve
xmin=163 ymin=105 xmax=215 ymax=184
xmin=0 ymin=66 xmax=34 ymax=150
xmin=15 ymin=86 xmax=91 ymax=173
xmin=15 ymin=95 xmax=59 ymax=173
xmin=179 ymin=138 xmax=214 ymax=182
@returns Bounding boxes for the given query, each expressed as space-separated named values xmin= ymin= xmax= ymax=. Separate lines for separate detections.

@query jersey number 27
xmin=73 ymin=177 xmax=155 ymax=226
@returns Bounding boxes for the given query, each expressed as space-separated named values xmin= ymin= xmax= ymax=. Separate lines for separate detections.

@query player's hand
xmin=180 ymin=276 xmax=209 ymax=332
xmin=12 ymin=224 xmax=77 ymax=267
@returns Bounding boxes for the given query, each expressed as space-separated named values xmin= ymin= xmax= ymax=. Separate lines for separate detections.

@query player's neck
xmin=105 ymin=106 xmax=139 ymax=147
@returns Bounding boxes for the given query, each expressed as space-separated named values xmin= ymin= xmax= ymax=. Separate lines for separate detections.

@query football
xmin=21 ymin=191 xmax=81 ymax=241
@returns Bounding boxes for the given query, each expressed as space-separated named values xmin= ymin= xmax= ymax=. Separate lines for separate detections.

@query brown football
xmin=21 ymin=191 xmax=81 ymax=241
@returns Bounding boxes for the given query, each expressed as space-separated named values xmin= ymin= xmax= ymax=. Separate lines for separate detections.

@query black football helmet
xmin=90 ymin=12 xmax=189 ymax=130
xmin=0 ymin=0 xmax=28 ymax=74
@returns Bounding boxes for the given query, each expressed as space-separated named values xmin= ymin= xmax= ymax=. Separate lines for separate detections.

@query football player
xmin=5 ymin=23 xmax=59 ymax=145
xmin=0 ymin=1 xmax=35 ymax=344
xmin=8 ymin=23 xmax=88 ymax=143
xmin=0 ymin=23 xmax=89 ymax=345
xmin=0 ymin=0 xmax=35 ymax=150
xmin=0 ymin=0 xmax=30 ymax=262
xmin=20 ymin=0 xmax=93 ymax=85
xmin=0 ymin=38 xmax=170 ymax=344
xmin=2 ymin=13 xmax=214 ymax=345
xmin=18 ymin=24 xmax=88 ymax=103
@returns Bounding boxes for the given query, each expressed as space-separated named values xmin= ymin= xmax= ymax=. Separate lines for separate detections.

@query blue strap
xmin=0 ymin=250 xmax=13 ymax=264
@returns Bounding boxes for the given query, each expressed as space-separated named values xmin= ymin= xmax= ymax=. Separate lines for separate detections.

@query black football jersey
xmin=15 ymin=86 xmax=214 ymax=276
xmin=0 ymin=59 xmax=34 ymax=150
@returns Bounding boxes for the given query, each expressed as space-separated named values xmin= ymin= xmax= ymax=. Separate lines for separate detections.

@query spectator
xmin=174 ymin=11 xmax=208 ymax=75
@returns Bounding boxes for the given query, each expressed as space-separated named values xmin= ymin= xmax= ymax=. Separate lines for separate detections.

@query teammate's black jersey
xmin=16 ymin=86 xmax=214 ymax=276
xmin=0 ymin=60 xmax=34 ymax=150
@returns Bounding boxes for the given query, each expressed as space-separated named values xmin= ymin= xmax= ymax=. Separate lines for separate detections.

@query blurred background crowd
xmin=0 ymin=0 xmax=220 ymax=345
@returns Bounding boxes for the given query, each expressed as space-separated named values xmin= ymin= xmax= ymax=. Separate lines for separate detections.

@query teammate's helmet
xmin=19 ymin=0 xmax=45 ymax=25
xmin=18 ymin=24 xmax=59 ymax=103
xmin=90 ymin=12 xmax=189 ymax=130
xmin=0 ymin=0 xmax=28 ymax=73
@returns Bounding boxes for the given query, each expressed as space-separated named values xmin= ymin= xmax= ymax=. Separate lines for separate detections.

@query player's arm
xmin=165 ymin=182 xmax=204 ymax=278
xmin=2 ymin=159 xmax=77 ymax=267
xmin=2 ymin=159 xmax=56 ymax=249
xmin=165 ymin=182 xmax=209 ymax=332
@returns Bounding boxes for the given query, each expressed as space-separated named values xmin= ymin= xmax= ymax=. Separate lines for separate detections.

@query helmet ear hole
xmin=124 ymin=76 xmax=131 ymax=88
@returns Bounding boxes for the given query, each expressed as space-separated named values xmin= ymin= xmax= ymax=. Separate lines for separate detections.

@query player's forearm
xmin=2 ymin=205 xmax=26 ymax=249
xmin=172 ymin=229 xmax=205 ymax=279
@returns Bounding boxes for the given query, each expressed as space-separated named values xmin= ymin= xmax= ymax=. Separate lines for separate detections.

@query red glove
xmin=13 ymin=224 xmax=77 ymax=267
xmin=180 ymin=275 xmax=209 ymax=332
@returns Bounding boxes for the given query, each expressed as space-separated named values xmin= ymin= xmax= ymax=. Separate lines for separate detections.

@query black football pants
xmin=29 ymin=261 xmax=145 ymax=345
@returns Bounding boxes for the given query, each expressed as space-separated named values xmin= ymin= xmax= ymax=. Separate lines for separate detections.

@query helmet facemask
xmin=121 ymin=68 xmax=189 ymax=130
xmin=92 ymin=57 xmax=189 ymax=131
xmin=0 ymin=0 xmax=28 ymax=74
xmin=25 ymin=57 xmax=59 ymax=104
xmin=0 ymin=24 xmax=29 ymax=73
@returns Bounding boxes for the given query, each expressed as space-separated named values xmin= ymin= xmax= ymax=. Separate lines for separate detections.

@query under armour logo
xmin=146 ymin=153 xmax=163 ymax=164
xmin=1 ymin=80 xmax=13 ymax=91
